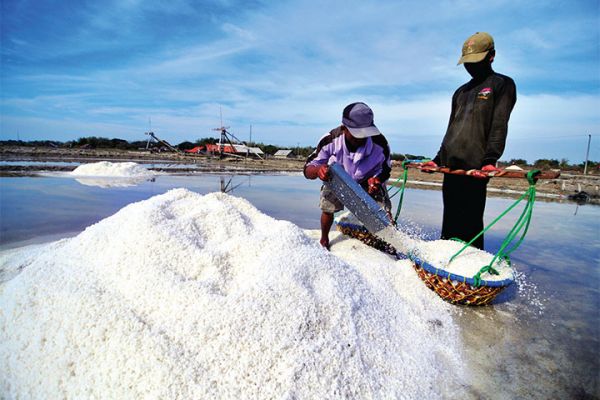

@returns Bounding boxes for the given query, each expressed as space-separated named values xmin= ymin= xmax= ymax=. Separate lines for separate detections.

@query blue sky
xmin=1 ymin=0 xmax=599 ymax=163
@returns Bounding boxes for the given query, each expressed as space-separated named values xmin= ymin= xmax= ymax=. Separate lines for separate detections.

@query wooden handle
xmin=406 ymin=163 xmax=561 ymax=179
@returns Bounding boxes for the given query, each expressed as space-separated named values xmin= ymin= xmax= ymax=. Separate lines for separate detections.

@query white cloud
xmin=2 ymin=0 xmax=598 ymax=164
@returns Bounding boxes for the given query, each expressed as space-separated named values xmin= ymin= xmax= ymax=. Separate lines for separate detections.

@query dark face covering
xmin=343 ymin=128 xmax=366 ymax=152
xmin=464 ymin=57 xmax=494 ymax=81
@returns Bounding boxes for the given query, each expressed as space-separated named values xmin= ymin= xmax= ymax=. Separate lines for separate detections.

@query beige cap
xmin=457 ymin=32 xmax=494 ymax=65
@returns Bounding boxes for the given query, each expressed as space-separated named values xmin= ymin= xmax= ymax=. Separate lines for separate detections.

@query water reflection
xmin=75 ymin=176 xmax=155 ymax=188
xmin=219 ymin=176 xmax=243 ymax=193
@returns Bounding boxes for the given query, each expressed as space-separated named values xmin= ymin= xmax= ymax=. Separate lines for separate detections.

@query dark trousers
xmin=441 ymin=174 xmax=488 ymax=249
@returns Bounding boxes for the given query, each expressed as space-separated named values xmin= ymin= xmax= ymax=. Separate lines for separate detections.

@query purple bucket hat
xmin=342 ymin=102 xmax=381 ymax=138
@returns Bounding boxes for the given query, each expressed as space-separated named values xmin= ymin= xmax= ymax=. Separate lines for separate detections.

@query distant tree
xmin=110 ymin=138 xmax=130 ymax=149
xmin=177 ymin=141 xmax=196 ymax=150
xmin=261 ymin=144 xmax=279 ymax=155
xmin=578 ymin=160 xmax=599 ymax=172
xmin=405 ymin=153 xmax=427 ymax=161
xmin=0 ymin=139 xmax=63 ymax=147
xmin=195 ymin=137 xmax=218 ymax=145
xmin=295 ymin=146 xmax=314 ymax=158
xmin=129 ymin=140 xmax=149 ymax=149
xmin=533 ymin=158 xmax=560 ymax=169
xmin=559 ymin=158 xmax=570 ymax=169
xmin=508 ymin=158 xmax=528 ymax=166
xmin=65 ymin=136 xmax=141 ymax=149
xmin=390 ymin=153 xmax=427 ymax=161
xmin=0 ymin=140 xmax=24 ymax=146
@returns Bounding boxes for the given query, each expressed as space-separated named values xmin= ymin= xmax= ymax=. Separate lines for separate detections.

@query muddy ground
xmin=1 ymin=146 xmax=599 ymax=204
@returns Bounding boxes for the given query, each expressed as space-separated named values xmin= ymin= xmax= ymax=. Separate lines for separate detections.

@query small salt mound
xmin=1 ymin=189 xmax=466 ymax=399
xmin=412 ymin=240 xmax=514 ymax=281
xmin=70 ymin=161 xmax=154 ymax=178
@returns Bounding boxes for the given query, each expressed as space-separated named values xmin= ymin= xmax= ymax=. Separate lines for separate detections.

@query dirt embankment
xmin=0 ymin=146 xmax=305 ymax=173
xmin=1 ymin=146 xmax=599 ymax=203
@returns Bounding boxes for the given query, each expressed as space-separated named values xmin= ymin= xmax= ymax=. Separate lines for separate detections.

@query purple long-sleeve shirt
xmin=304 ymin=126 xmax=392 ymax=184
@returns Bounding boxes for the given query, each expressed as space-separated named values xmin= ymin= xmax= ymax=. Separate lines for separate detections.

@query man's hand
xmin=471 ymin=164 xmax=501 ymax=179
xmin=420 ymin=160 xmax=438 ymax=173
xmin=481 ymin=164 xmax=501 ymax=172
xmin=367 ymin=177 xmax=381 ymax=195
xmin=317 ymin=165 xmax=330 ymax=181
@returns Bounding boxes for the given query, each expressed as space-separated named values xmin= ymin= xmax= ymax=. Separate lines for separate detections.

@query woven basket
xmin=335 ymin=222 xmax=513 ymax=306
xmin=336 ymin=222 xmax=397 ymax=256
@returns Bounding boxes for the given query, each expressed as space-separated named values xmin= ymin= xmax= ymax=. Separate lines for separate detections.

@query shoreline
xmin=1 ymin=145 xmax=599 ymax=204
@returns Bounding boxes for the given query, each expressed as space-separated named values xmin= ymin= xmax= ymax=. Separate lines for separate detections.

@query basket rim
xmin=335 ymin=221 xmax=514 ymax=288
xmin=410 ymin=256 xmax=513 ymax=288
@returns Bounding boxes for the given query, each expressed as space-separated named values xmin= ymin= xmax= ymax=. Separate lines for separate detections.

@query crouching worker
xmin=304 ymin=102 xmax=393 ymax=250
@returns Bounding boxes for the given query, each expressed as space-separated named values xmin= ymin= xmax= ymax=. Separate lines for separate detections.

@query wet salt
xmin=0 ymin=189 xmax=466 ymax=399
xmin=412 ymin=240 xmax=513 ymax=281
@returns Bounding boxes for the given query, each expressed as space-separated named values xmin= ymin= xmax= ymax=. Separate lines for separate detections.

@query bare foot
xmin=319 ymin=238 xmax=330 ymax=251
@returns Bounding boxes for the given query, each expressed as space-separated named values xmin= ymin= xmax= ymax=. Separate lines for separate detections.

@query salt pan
xmin=1 ymin=189 xmax=467 ymax=398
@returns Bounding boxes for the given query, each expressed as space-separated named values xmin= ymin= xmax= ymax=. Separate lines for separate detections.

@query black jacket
xmin=434 ymin=72 xmax=516 ymax=169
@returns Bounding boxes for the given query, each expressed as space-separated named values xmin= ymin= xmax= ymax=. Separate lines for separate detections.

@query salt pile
xmin=70 ymin=161 xmax=154 ymax=178
xmin=1 ymin=189 xmax=466 ymax=399
xmin=69 ymin=161 xmax=154 ymax=188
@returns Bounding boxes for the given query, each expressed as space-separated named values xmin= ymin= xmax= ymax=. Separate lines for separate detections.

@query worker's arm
xmin=482 ymin=77 xmax=517 ymax=166
xmin=303 ymin=132 xmax=335 ymax=180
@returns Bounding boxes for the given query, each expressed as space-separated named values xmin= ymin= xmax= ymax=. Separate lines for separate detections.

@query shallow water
xmin=0 ymin=174 xmax=315 ymax=248
xmin=0 ymin=173 xmax=598 ymax=398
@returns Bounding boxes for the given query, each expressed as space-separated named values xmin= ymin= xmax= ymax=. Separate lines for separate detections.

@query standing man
xmin=304 ymin=102 xmax=392 ymax=250
xmin=422 ymin=32 xmax=517 ymax=249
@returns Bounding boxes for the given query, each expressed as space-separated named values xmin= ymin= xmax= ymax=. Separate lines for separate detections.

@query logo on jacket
xmin=477 ymin=87 xmax=492 ymax=100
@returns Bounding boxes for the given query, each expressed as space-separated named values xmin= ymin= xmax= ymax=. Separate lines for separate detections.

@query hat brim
xmin=457 ymin=50 xmax=489 ymax=65
xmin=346 ymin=125 xmax=381 ymax=138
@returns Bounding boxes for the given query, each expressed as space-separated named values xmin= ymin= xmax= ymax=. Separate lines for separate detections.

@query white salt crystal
xmin=1 ymin=189 xmax=467 ymax=399
xmin=412 ymin=240 xmax=514 ymax=281
xmin=70 ymin=161 xmax=154 ymax=178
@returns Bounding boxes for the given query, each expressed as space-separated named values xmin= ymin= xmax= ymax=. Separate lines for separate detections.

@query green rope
xmin=449 ymin=170 xmax=540 ymax=286
xmin=387 ymin=172 xmax=406 ymax=199
xmin=389 ymin=158 xmax=430 ymax=224
xmin=391 ymin=160 xmax=409 ymax=223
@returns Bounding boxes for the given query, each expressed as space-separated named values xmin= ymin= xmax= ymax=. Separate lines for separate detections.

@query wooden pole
xmin=583 ymin=134 xmax=591 ymax=175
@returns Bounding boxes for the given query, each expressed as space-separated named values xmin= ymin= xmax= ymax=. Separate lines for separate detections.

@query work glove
xmin=472 ymin=164 xmax=500 ymax=179
xmin=420 ymin=160 xmax=438 ymax=173
xmin=481 ymin=164 xmax=501 ymax=172
xmin=367 ymin=177 xmax=382 ymax=195
xmin=317 ymin=165 xmax=330 ymax=181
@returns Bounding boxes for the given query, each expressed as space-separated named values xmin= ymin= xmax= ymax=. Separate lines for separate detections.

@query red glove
xmin=420 ymin=160 xmax=438 ymax=173
xmin=471 ymin=164 xmax=501 ymax=179
xmin=317 ymin=165 xmax=330 ymax=181
xmin=481 ymin=164 xmax=501 ymax=172
xmin=367 ymin=177 xmax=381 ymax=194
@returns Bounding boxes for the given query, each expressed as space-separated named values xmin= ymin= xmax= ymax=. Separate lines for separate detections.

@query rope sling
xmin=388 ymin=159 xmax=430 ymax=224
xmin=448 ymin=169 xmax=540 ymax=286
xmin=389 ymin=164 xmax=540 ymax=287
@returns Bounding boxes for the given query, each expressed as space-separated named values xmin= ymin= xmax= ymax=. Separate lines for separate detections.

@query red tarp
xmin=184 ymin=146 xmax=205 ymax=153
